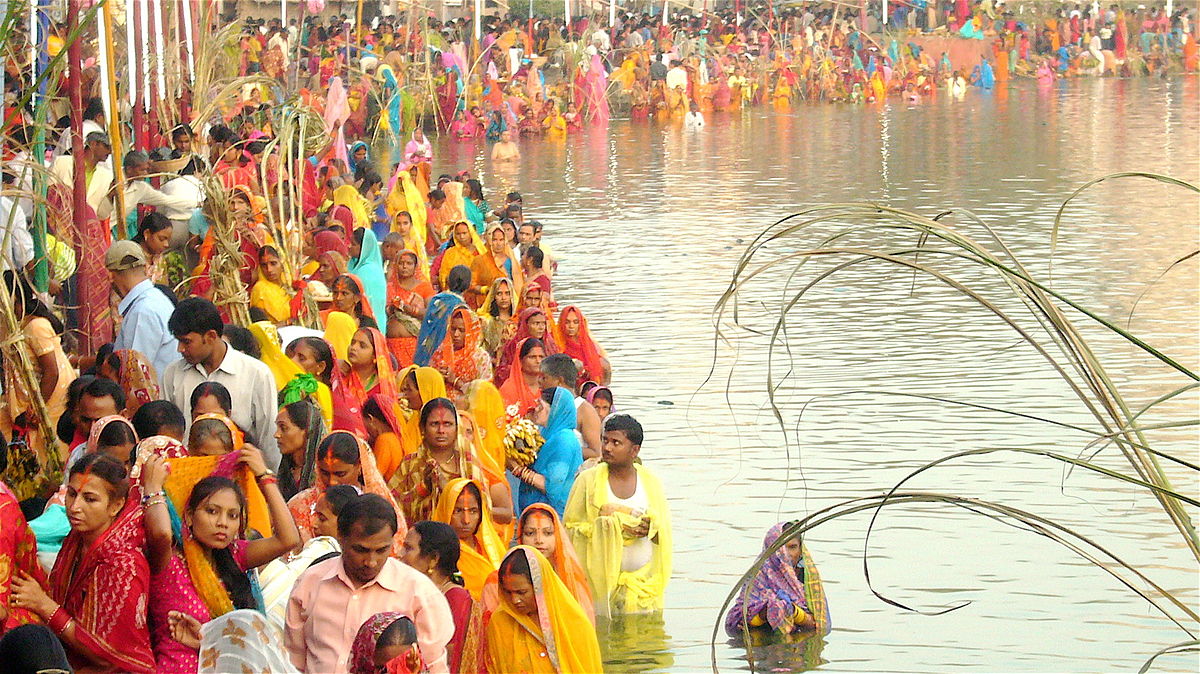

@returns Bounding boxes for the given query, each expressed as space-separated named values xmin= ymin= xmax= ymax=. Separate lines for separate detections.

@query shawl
xmin=725 ymin=522 xmax=831 ymax=637
xmin=323 ymin=310 xmax=358 ymax=361
xmin=191 ymin=412 xmax=246 ymax=453
xmin=348 ymin=141 xmax=372 ymax=176
xmin=519 ymin=503 xmax=595 ymax=624
xmin=584 ymin=385 xmax=613 ymax=410
xmin=398 ymin=367 xmax=448 ymax=457
xmin=563 ymin=462 xmax=672 ymax=619
xmin=288 ymin=431 xmax=407 ymax=554
xmin=0 ymin=481 xmax=48 ymax=631
xmin=404 ymin=131 xmax=432 ymax=166
xmin=438 ymin=235 xmax=480 ymax=290
xmin=47 ymin=491 xmax=155 ymax=672
xmin=555 ymin=305 xmax=606 ymax=386
xmin=199 ymin=609 xmax=299 ymax=673
xmin=432 ymin=478 xmax=507 ymax=600
xmin=430 ymin=306 xmax=489 ymax=391
xmin=465 ymin=381 xmax=508 ymax=483
xmin=332 ymin=327 xmax=396 ymax=436
xmin=413 ymin=291 xmax=466 ymax=366
xmin=86 ymin=414 xmax=137 ymax=455
xmin=250 ymin=268 xmax=294 ymax=324
xmin=129 ymin=435 xmax=189 ymax=483
xmin=314 ymin=229 xmax=349 ymax=260
xmin=367 ymin=392 xmax=406 ymax=480
xmin=499 ymin=337 xmax=543 ymax=416
xmin=496 ymin=308 xmax=558 ymax=386
xmin=485 ymin=547 xmax=602 ymax=674
xmin=115 ymin=349 xmax=160 ymax=416
xmin=385 ymin=168 xmax=429 ymax=249
xmin=279 ymin=399 xmax=327 ymax=502
xmin=350 ymin=612 xmax=417 ymax=674
xmin=518 ymin=387 xmax=581 ymax=516
xmin=348 ymin=228 xmax=389 ymax=321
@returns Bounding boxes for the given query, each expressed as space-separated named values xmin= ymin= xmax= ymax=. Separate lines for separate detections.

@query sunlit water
xmin=432 ymin=77 xmax=1200 ymax=672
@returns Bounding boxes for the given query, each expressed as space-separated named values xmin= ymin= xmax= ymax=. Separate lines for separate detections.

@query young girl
xmin=139 ymin=448 xmax=299 ymax=672
xmin=188 ymin=414 xmax=243 ymax=457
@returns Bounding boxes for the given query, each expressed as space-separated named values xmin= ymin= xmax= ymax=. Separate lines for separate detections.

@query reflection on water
xmin=597 ymin=612 xmax=675 ymax=672
xmin=728 ymin=630 xmax=828 ymax=673
xmin=434 ymin=77 xmax=1199 ymax=672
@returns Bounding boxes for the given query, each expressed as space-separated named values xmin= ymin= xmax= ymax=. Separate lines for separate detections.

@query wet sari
xmin=287 ymin=431 xmax=407 ymax=554
xmin=331 ymin=327 xmax=397 ymax=436
xmin=485 ymin=547 xmax=602 ymax=674
xmin=432 ymin=478 xmax=507 ymax=600
xmin=724 ymin=522 xmax=830 ymax=637
xmin=47 ymin=492 xmax=155 ymax=672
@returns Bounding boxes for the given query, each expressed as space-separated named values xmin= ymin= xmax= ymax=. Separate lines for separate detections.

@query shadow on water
xmin=727 ymin=630 xmax=828 ymax=673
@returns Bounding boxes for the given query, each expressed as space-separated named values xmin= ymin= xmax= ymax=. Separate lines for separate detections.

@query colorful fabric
xmin=398 ymin=367 xmax=448 ymax=458
xmin=485 ymin=547 xmax=602 ymax=674
xmin=432 ymin=478 xmax=507 ymax=600
xmin=389 ymin=410 xmax=491 ymax=526
xmin=429 ymin=306 xmax=492 ymax=393
xmin=413 ymin=290 xmax=465 ymax=366
xmin=519 ymin=387 xmax=581 ymax=516
xmin=250 ymin=270 xmax=294 ymax=325
xmin=85 ymin=414 xmax=137 ymax=455
xmin=349 ymin=611 xmax=415 ymax=674
xmin=347 ymin=227 xmax=389 ymax=321
xmin=331 ymin=327 xmax=396 ymax=436
xmin=465 ymin=381 xmax=509 ymax=485
xmin=555 ymin=305 xmax=606 ymax=386
xmin=129 ymin=435 xmax=189 ymax=484
xmin=46 ymin=491 xmax=155 ymax=672
xmin=199 ymin=608 xmax=299 ymax=673
xmin=0 ymin=481 xmax=47 ymax=631
xmin=564 ymin=462 xmax=672 ymax=619
xmin=499 ymin=337 xmax=543 ymax=416
xmin=519 ymin=503 xmax=595 ymax=623
xmin=725 ymin=522 xmax=831 ymax=637
xmin=496 ymin=307 xmax=558 ymax=386
xmin=323 ymin=311 xmax=357 ymax=361
xmin=115 ymin=349 xmax=161 ymax=416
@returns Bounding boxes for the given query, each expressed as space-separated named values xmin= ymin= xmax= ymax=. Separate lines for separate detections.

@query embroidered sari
xmin=429 ymin=306 xmax=493 ymax=394
xmin=0 ymin=480 xmax=46 ymax=631
xmin=114 ymin=349 xmax=160 ymax=417
xmin=485 ymin=547 xmax=602 ymax=674
xmin=389 ymin=407 xmax=494 ymax=525
xmin=287 ymin=431 xmax=407 ymax=554
xmin=47 ymin=492 xmax=155 ymax=672
xmin=349 ymin=612 xmax=420 ymax=674
xmin=724 ymin=522 xmax=831 ymax=637
xmin=432 ymin=478 xmax=507 ymax=600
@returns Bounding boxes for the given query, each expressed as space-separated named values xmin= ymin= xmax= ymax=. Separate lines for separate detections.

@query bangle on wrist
xmin=258 ymin=475 xmax=279 ymax=487
xmin=141 ymin=490 xmax=165 ymax=505
xmin=48 ymin=606 xmax=70 ymax=633
xmin=255 ymin=469 xmax=276 ymax=480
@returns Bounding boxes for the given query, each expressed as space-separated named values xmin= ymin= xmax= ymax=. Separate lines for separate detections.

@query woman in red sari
xmin=1 ymin=480 xmax=46 ymax=632
xmin=331 ymin=327 xmax=397 ymax=436
xmin=401 ymin=521 xmax=487 ymax=673
xmin=495 ymin=307 xmax=558 ymax=386
xmin=9 ymin=453 xmax=154 ymax=672
xmin=499 ymin=338 xmax=545 ymax=414
xmin=555 ymin=305 xmax=610 ymax=386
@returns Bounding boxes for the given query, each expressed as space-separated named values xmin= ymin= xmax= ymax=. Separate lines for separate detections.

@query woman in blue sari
xmin=348 ymin=141 xmax=371 ymax=181
xmin=463 ymin=179 xmax=488 ymax=235
xmin=413 ymin=264 xmax=470 ymax=366
xmin=348 ymin=227 xmax=388 ymax=322
xmin=511 ymin=386 xmax=582 ymax=516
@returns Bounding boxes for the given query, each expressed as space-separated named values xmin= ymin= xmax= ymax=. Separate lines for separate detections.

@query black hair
xmin=337 ymin=492 xmax=398 ymax=537
xmin=447 ymin=265 xmax=472 ymax=294
xmin=359 ymin=171 xmax=382 ymax=193
xmin=419 ymin=397 xmax=457 ymax=428
xmin=361 ymin=396 xmax=389 ymax=426
xmin=130 ymin=400 xmax=186 ymax=440
xmin=286 ymin=337 xmax=335 ymax=386
xmin=224 ymin=324 xmax=261 ymax=359
xmin=604 ymin=413 xmax=643 ymax=446
xmin=189 ymin=417 xmax=234 ymax=453
xmin=171 ymin=123 xmax=194 ymax=140
xmin=69 ymin=452 xmax=130 ymax=500
xmin=133 ymin=212 xmax=172 ymax=244
xmin=92 ymin=342 xmax=120 ymax=377
xmin=377 ymin=616 xmax=418 ymax=649
xmin=97 ymin=420 xmax=138 ymax=463
xmin=186 ymin=476 xmax=256 ymax=610
xmin=579 ymin=381 xmax=599 ymax=397
xmin=540 ymin=387 xmax=557 ymax=405
xmin=258 ymin=245 xmax=280 ymax=262
xmin=524 ymin=246 xmax=544 ymax=269
xmin=325 ymin=483 xmax=360 ymax=517
xmin=169 ymin=297 xmax=223 ymax=338
xmin=278 ymin=400 xmax=322 ymax=498
xmin=3 ymin=271 xmax=64 ymax=334
xmin=465 ymin=178 xmax=484 ymax=201
xmin=591 ymin=387 xmax=613 ymax=406
xmin=506 ymin=191 xmax=521 ymax=202
xmin=82 ymin=377 xmax=127 ymax=413
xmin=540 ymin=353 xmax=576 ymax=388
xmin=499 ymin=548 xmax=533 ymax=583
xmin=83 ymin=97 xmax=105 ymax=121
xmin=318 ymin=431 xmax=361 ymax=464
xmin=208 ymin=124 xmax=237 ymax=145
xmin=190 ymin=381 xmax=232 ymax=415
xmin=58 ymin=375 xmax=96 ymax=442
xmin=519 ymin=337 xmax=544 ymax=360
xmin=412 ymin=521 xmax=461 ymax=578
xmin=428 ymin=188 xmax=445 ymax=201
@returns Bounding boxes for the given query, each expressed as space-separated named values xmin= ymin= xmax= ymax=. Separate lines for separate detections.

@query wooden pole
xmin=101 ymin=0 xmax=127 ymax=228
xmin=66 ymin=0 xmax=86 ymax=242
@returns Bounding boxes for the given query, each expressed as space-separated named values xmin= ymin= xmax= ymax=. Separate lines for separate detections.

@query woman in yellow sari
xmin=464 ymin=380 xmax=507 ymax=479
xmin=249 ymin=246 xmax=294 ymax=325
xmin=432 ymin=478 xmax=506 ymax=600
xmin=397 ymin=366 xmax=448 ymax=457
xmin=386 ymin=169 xmax=430 ymax=250
xmin=331 ymin=184 xmax=372 ymax=231
xmin=438 ymin=221 xmax=484 ymax=292
xmin=250 ymin=322 xmax=334 ymax=427
xmin=486 ymin=546 xmax=603 ymax=674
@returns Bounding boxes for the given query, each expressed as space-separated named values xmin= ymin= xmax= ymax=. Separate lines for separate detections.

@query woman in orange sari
xmin=495 ymin=307 xmax=557 ymax=386
xmin=386 ymin=250 xmax=435 ymax=368
xmin=499 ymin=338 xmax=545 ymax=414
xmin=322 ymin=274 xmax=377 ymax=329
xmin=432 ymin=478 xmax=507 ymax=600
xmin=430 ymin=306 xmax=493 ymax=397
xmin=331 ymin=327 xmax=396 ymax=436
xmin=554 ymin=305 xmax=610 ymax=386
xmin=470 ymin=222 xmax=524 ymax=302
xmin=362 ymin=393 xmax=406 ymax=481
xmin=287 ymin=430 xmax=407 ymax=555
xmin=438 ymin=222 xmax=483 ymax=294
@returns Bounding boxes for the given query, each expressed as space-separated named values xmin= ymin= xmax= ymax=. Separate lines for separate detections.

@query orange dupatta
xmin=433 ymin=478 xmax=507 ymax=600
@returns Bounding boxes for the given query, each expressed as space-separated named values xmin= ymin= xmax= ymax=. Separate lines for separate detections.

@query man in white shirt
xmin=119 ymin=150 xmax=201 ymax=225
xmin=665 ymin=60 xmax=688 ymax=91
xmin=49 ymin=132 xmax=114 ymax=218
xmin=161 ymin=297 xmax=281 ymax=468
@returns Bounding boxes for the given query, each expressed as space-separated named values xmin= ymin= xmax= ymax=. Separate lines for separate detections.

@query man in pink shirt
xmin=286 ymin=494 xmax=453 ymax=673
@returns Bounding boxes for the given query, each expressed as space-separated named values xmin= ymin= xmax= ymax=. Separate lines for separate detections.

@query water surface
xmin=436 ymin=77 xmax=1200 ymax=672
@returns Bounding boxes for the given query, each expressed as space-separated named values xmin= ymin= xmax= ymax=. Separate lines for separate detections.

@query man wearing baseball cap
xmin=107 ymin=240 xmax=178 ymax=385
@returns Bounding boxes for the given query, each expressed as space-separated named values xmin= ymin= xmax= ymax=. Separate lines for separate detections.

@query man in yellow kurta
xmin=564 ymin=414 xmax=671 ymax=619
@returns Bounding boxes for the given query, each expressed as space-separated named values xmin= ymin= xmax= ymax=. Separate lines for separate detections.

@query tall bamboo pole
xmin=66 ymin=0 xmax=86 ymax=239
xmin=101 ymin=0 xmax=127 ymax=228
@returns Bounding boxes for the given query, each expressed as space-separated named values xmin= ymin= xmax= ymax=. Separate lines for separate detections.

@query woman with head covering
xmin=432 ymin=478 xmax=507 ymax=600
xmin=385 ymin=249 xmax=435 ymax=368
xmin=471 ymin=222 xmax=525 ymax=301
xmin=478 ymin=277 xmax=519 ymax=356
xmin=286 ymin=430 xmax=407 ymax=554
xmin=400 ymin=522 xmax=486 ymax=673
xmin=485 ymin=546 xmax=602 ymax=674
xmin=349 ymin=612 xmax=424 ymax=674
xmin=396 ymin=366 xmax=448 ymax=457
xmin=322 ymin=310 xmax=358 ymax=362
xmin=275 ymin=400 xmax=327 ymax=501
xmin=139 ymin=446 xmax=299 ymax=672
xmin=331 ymin=327 xmax=396 ymax=436
xmin=413 ymin=264 xmax=470 ymax=367
xmin=113 ymin=349 xmax=161 ymax=417
xmin=437 ymin=221 xmax=484 ymax=293
xmin=254 ymin=323 xmax=335 ymax=428
xmin=85 ymin=414 xmax=139 ymax=465
xmin=10 ymin=453 xmax=155 ymax=672
xmin=499 ymin=338 xmax=546 ymax=415
xmin=250 ymin=246 xmax=295 ymax=325
xmin=512 ymin=387 xmax=582 ymax=516
xmin=585 ymin=384 xmax=614 ymax=419
xmin=725 ymin=522 xmax=831 ymax=638
xmin=389 ymin=398 xmax=510 ymax=526
xmin=348 ymin=228 xmax=388 ymax=321
xmin=430 ymin=306 xmax=493 ymax=396
xmin=322 ymin=274 xmax=375 ymax=328
xmin=512 ymin=503 xmax=595 ymax=622
xmin=362 ymin=393 xmax=406 ymax=481
xmin=555 ymin=305 xmax=610 ymax=386
xmin=496 ymin=307 xmax=558 ymax=386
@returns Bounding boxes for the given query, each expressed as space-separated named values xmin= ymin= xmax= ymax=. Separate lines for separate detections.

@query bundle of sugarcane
xmin=198 ymin=176 xmax=251 ymax=327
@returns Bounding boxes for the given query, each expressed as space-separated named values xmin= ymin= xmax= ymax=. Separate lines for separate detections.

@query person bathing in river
xmin=724 ymin=521 xmax=831 ymax=638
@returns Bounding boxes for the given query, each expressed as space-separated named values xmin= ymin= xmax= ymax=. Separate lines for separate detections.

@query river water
xmin=433 ymin=77 xmax=1200 ymax=672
